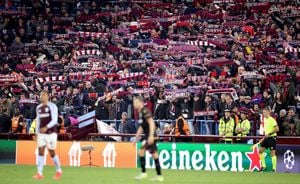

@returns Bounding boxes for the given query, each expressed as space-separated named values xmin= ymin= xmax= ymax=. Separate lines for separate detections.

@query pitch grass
xmin=0 ymin=165 xmax=299 ymax=184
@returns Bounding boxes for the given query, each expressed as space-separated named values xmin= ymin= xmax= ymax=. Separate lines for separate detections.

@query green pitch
xmin=0 ymin=165 xmax=299 ymax=184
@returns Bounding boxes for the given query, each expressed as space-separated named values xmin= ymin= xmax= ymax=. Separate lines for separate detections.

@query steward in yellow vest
xmin=219 ymin=109 xmax=235 ymax=143
xmin=235 ymin=110 xmax=250 ymax=143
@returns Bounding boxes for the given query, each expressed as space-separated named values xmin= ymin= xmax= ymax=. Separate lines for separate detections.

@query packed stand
xmin=0 ymin=0 xmax=299 ymax=139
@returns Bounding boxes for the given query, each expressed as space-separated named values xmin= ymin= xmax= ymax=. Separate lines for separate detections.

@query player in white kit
xmin=33 ymin=91 xmax=62 ymax=180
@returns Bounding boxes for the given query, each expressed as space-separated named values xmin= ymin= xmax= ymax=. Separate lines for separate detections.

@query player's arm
xmin=33 ymin=107 xmax=41 ymax=141
xmin=146 ymin=116 xmax=156 ymax=145
xmin=35 ymin=107 xmax=40 ymax=135
xmin=134 ymin=126 xmax=143 ymax=143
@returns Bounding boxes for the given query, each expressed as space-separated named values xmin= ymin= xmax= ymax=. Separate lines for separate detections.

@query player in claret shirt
xmin=33 ymin=91 xmax=62 ymax=180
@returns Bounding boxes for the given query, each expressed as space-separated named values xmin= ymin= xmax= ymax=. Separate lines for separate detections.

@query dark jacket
xmin=0 ymin=114 xmax=12 ymax=133
xmin=121 ymin=119 xmax=137 ymax=134
xmin=155 ymin=102 xmax=169 ymax=120
xmin=285 ymin=83 xmax=296 ymax=106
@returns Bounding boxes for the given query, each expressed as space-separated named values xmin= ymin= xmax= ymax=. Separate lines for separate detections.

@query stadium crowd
xmin=0 ymin=0 xmax=299 ymax=139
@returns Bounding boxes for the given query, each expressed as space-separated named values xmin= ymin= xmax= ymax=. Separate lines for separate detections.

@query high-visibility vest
xmin=175 ymin=116 xmax=191 ymax=136
xmin=235 ymin=119 xmax=251 ymax=140
xmin=219 ymin=117 xmax=235 ymax=141
xmin=29 ymin=119 xmax=36 ymax=134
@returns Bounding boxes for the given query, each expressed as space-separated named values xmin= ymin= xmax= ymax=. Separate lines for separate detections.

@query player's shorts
xmin=260 ymin=136 xmax=276 ymax=150
xmin=141 ymin=139 xmax=158 ymax=154
xmin=37 ymin=133 xmax=58 ymax=150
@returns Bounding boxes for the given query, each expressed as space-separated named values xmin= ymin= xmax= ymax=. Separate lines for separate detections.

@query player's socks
xmin=154 ymin=158 xmax=162 ymax=175
xmin=259 ymin=153 xmax=266 ymax=168
xmin=271 ymin=155 xmax=277 ymax=171
xmin=37 ymin=155 xmax=44 ymax=175
xmin=140 ymin=156 xmax=146 ymax=173
xmin=52 ymin=155 xmax=62 ymax=172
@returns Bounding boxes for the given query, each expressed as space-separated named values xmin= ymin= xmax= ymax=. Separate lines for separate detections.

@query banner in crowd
xmin=16 ymin=141 xmax=136 ymax=168
xmin=0 ymin=140 xmax=16 ymax=164
xmin=139 ymin=143 xmax=272 ymax=172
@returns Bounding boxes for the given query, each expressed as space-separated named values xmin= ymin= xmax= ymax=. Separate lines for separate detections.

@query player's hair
xmin=263 ymin=106 xmax=271 ymax=111
xmin=134 ymin=95 xmax=144 ymax=103
xmin=40 ymin=90 xmax=49 ymax=96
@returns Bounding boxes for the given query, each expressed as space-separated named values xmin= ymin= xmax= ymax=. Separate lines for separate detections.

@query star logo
xmin=246 ymin=146 xmax=261 ymax=172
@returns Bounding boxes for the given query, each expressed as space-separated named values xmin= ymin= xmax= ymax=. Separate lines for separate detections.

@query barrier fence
xmin=8 ymin=114 xmax=265 ymax=140
xmin=0 ymin=140 xmax=299 ymax=173
xmin=101 ymin=119 xmax=219 ymax=135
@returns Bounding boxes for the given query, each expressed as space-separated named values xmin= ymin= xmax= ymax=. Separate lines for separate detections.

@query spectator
xmin=262 ymin=90 xmax=273 ymax=108
xmin=95 ymin=101 xmax=109 ymax=121
xmin=60 ymin=87 xmax=74 ymax=115
xmin=71 ymin=87 xmax=83 ymax=115
xmin=297 ymin=120 xmax=300 ymax=136
xmin=83 ymin=81 xmax=96 ymax=93
xmin=285 ymin=107 xmax=299 ymax=136
xmin=235 ymin=110 xmax=250 ymax=143
xmin=118 ymin=112 xmax=136 ymax=141
xmin=174 ymin=110 xmax=191 ymax=142
xmin=218 ymin=93 xmax=227 ymax=116
xmin=9 ymin=36 xmax=24 ymax=54
xmin=167 ymin=98 xmax=182 ymax=120
xmin=219 ymin=109 xmax=235 ymax=144
xmin=29 ymin=119 xmax=36 ymax=134
xmin=241 ymin=96 xmax=252 ymax=109
xmin=0 ymin=109 xmax=12 ymax=133
xmin=252 ymin=87 xmax=262 ymax=104
xmin=162 ymin=123 xmax=173 ymax=142
xmin=154 ymin=96 xmax=169 ymax=129
xmin=0 ymin=0 xmax=298 ymax=139
xmin=284 ymin=78 xmax=297 ymax=106
xmin=11 ymin=113 xmax=25 ymax=133
xmin=192 ymin=95 xmax=203 ymax=113
xmin=225 ymin=95 xmax=235 ymax=111
xmin=277 ymin=109 xmax=287 ymax=136
xmin=272 ymin=92 xmax=286 ymax=115
xmin=231 ymin=106 xmax=240 ymax=126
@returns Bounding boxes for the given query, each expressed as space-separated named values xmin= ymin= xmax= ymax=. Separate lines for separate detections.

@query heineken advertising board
xmin=139 ymin=143 xmax=272 ymax=172
xmin=1 ymin=140 xmax=298 ymax=173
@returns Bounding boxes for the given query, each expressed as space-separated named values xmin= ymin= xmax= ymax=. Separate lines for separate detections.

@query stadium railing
xmin=100 ymin=119 xmax=218 ymax=135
